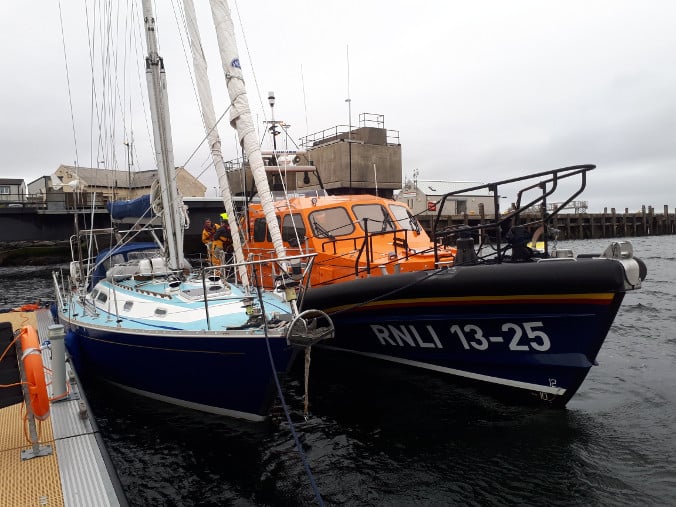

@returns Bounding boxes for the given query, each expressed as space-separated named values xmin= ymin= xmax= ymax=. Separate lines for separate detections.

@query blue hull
xmin=63 ymin=322 xmax=295 ymax=420
xmin=302 ymin=260 xmax=628 ymax=406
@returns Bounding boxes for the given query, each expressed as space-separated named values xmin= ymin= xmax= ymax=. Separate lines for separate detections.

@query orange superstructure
xmin=243 ymin=193 xmax=456 ymax=288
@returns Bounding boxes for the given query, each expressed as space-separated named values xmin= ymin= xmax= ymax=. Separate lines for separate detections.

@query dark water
xmin=2 ymin=236 xmax=675 ymax=506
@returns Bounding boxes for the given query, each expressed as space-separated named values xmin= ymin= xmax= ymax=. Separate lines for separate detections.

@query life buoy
xmin=11 ymin=303 xmax=41 ymax=312
xmin=19 ymin=325 xmax=50 ymax=421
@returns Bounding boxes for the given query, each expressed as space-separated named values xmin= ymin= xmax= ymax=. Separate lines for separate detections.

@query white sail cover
xmin=208 ymin=0 xmax=287 ymax=261
xmin=183 ymin=0 xmax=249 ymax=285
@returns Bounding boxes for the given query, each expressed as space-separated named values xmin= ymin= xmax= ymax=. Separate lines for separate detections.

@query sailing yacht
xmin=52 ymin=0 xmax=333 ymax=421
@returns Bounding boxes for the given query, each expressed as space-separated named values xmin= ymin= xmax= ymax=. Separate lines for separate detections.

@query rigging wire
xmin=231 ymin=0 xmax=270 ymax=140
xmin=58 ymin=0 xmax=81 ymax=169
xmin=183 ymin=107 xmax=230 ymax=170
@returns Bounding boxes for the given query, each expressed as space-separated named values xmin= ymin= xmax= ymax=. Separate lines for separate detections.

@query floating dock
xmin=0 ymin=309 xmax=127 ymax=506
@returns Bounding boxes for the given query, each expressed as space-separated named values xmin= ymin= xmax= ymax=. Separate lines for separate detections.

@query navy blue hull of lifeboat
xmin=300 ymin=259 xmax=627 ymax=406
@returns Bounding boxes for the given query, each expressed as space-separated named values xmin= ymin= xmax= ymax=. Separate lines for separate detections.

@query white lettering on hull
xmin=370 ymin=321 xmax=551 ymax=352
xmin=370 ymin=324 xmax=444 ymax=349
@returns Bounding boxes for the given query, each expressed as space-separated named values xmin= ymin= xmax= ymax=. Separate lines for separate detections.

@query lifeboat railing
xmin=430 ymin=164 xmax=595 ymax=263
xmin=353 ymin=221 xmax=415 ymax=276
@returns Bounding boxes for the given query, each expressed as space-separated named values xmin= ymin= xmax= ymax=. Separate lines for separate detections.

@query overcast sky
xmin=2 ymin=1 xmax=675 ymax=212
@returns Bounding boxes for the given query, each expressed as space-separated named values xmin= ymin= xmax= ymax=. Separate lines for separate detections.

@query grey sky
xmin=2 ymin=1 xmax=675 ymax=212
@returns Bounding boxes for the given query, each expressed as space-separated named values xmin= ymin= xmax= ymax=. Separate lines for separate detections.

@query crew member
xmin=201 ymin=219 xmax=216 ymax=264
xmin=213 ymin=215 xmax=233 ymax=266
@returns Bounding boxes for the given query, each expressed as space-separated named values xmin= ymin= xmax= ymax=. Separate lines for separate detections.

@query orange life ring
xmin=13 ymin=303 xmax=41 ymax=312
xmin=19 ymin=325 xmax=50 ymax=421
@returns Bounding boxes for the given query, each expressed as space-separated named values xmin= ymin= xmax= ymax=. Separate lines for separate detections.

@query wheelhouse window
xmin=253 ymin=218 xmax=272 ymax=242
xmin=308 ymin=207 xmax=354 ymax=238
xmin=352 ymin=204 xmax=395 ymax=233
xmin=389 ymin=204 xmax=421 ymax=232
xmin=282 ymin=213 xmax=306 ymax=245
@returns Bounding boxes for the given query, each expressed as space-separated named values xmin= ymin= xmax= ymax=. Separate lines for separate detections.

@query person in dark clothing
xmin=213 ymin=218 xmax=233 ymax=265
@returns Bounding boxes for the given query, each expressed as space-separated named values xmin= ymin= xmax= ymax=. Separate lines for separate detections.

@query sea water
xmin=1 ymin=235 xmax=674 ymax=506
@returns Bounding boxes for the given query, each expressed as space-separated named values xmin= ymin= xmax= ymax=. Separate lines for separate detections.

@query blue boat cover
xmin=106 ymin=194 xmax=153 ymax=219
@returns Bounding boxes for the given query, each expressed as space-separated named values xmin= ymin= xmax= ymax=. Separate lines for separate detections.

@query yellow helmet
xmin=220 ymin=212 xmax=228 ymax=220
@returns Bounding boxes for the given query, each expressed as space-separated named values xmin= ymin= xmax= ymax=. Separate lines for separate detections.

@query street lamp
xmin=268 ymin=91 xmax=278 ymax=152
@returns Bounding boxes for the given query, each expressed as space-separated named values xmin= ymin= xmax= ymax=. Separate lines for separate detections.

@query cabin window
xmin=154 ymin=308 xmax=167 ymax=317
xmin=96 ymin=291 xmax=108 ymax=303
xmin=128 ymin=250 xmax=161 ymax=261
xmin=389 ymin=204 xmax=421 ymax=232
xmin=282 ymin=213 xmax=306 ymax=245
xmin=104 ymin=253 xmax=125 ymax=270
xmin=253 ymin=218 xmax=273 ymax=242
xmin=352 ymin=204 xmax=395 ymax=233
xmin=309 ymin=208 xmax=354 ymax=238
xmin=123 ymin=301 xmax=134 ymax=311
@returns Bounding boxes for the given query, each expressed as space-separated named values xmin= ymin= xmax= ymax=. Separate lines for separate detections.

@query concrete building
xmin=299 ymin=113 xmax=402 ymax=198
xmin=225 ymin=113 xmax=402 ymax=199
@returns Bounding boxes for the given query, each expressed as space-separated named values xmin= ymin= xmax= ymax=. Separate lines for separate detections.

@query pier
xmin=419 ymin=205 xmax=676 ymax=240
xmin=0 ymin=309 xmax=127 ymax=506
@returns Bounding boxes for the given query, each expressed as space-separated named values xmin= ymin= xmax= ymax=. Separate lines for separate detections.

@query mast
xmin=208 ymin=0 xmax=287 ymax=261
xmin=141 ymin=0 xmax=184 ymax=270
xmin=182 ymin=0 xmax=249 ymax=285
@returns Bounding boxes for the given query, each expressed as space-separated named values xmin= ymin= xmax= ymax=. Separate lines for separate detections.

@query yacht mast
xmin=141 ymin=0 xmax=184 ymax=270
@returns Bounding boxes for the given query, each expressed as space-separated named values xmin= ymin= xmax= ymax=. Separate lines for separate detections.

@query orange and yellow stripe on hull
xmin=325 ymin=292 xmax=616 ymax=314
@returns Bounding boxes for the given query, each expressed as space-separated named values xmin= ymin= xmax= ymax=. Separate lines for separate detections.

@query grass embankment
xmin=0 ymin=244 xmax=72 ymax=266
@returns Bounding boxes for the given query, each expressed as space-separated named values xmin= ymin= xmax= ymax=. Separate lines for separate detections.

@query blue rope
xmin=251 ymin=266 xmax=325 ymax=507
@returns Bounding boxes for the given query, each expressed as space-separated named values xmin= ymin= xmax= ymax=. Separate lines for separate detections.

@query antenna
xmin=301 ymin=64 xmax=309 ymax=136
xmin=345 ymin=45 xmax=352 ymax=192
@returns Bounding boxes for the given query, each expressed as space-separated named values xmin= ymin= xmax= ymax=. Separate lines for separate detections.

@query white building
xmin=396 ymin=179 xmax=495 ymax=217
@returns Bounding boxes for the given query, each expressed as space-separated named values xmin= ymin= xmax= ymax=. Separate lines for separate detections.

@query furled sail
xmin=182 ymin=0 xmax=249 ymax=285
xmin=208 ymin=0 xmax=287 ymax=262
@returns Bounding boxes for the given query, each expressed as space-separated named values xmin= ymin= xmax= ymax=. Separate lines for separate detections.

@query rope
xmin=250 ymin=264 xmax=325 ymax=507
xmin=58 ymin=0 xmax=80 ymax=169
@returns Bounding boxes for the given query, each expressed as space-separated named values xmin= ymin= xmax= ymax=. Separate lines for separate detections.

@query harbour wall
xmin=0 ymin=204 xmax=674 ymax=265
